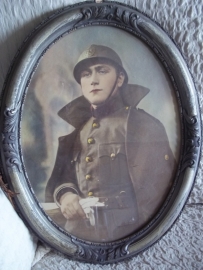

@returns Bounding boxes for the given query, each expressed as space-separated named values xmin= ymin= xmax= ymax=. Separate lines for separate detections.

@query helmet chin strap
xmin=93 ymin=76 xmax=119 ymax=108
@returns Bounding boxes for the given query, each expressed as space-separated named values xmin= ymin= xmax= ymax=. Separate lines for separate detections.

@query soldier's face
xmin=80 ymin=64 xmax=125 ymax=107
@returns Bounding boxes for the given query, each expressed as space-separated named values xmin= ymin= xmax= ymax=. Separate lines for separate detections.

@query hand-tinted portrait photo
xmin=21 ymin=27 xmax=180 ymax=242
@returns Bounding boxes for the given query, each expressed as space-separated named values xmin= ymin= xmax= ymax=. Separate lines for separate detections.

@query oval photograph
xmin=21 ymin=25 xmax=180 ymax=242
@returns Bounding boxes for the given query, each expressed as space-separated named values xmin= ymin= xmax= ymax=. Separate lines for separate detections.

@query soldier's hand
xmin=59 ymin=192 xmax=86 ymax=220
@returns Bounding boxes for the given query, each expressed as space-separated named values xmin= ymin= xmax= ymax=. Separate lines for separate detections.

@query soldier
xmin=45 ymin=44 xmax=175 ymax=242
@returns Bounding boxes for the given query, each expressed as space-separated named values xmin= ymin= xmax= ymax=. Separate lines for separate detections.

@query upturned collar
xmin=58 ymin=84 xmax=149 ymax=129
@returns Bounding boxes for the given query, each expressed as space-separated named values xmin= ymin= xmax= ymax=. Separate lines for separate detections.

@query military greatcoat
xmin=45 ymin=84 xmax=175 ymax=240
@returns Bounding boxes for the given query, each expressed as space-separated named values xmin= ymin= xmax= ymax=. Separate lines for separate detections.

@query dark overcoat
xmin=45 ymin=84 xmax=175 ymax=229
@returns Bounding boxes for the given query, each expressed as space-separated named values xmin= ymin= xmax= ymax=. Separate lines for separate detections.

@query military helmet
xmin=73 ymin=44 xmax=128 ymax=84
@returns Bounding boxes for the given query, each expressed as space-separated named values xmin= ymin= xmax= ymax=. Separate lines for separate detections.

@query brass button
xmin=110 ymin=153 xmax=116 ymax=160
xmin=87 ymin=138 xmax=95 ymax=144
xmin=85 ymin=174 xmax=91 ymax=180
xmin=88 ymin=191 xmax=93 ymax=196
xmin=125 ymin=106 xmax=129 ymax=110
xmin=165 ymin=155 xmax=169 ymax=160
xmin=85 ymin=156 xmax=92 ymax=162
xmin=92 ymin=122 xmax=99 ymax=128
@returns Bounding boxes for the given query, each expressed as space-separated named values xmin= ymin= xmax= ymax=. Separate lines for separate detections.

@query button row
xmin=86 ymin=120 xmax=99 ymax=198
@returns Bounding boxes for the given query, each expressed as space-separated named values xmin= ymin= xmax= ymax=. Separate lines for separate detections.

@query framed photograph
xmin=0 ymin=0 xmax=201 ymax=263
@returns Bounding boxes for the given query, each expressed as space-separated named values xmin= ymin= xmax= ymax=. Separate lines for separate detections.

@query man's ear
xmin=117 ymin=71 xmax=125 ymax=87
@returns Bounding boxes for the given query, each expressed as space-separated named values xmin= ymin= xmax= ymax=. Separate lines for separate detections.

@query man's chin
xmin=85 ymin=98 xmax=105 ymax=107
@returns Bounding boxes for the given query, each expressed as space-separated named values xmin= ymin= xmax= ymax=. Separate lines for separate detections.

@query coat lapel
xmin=57 ymin=84 xmax=150 ymax=128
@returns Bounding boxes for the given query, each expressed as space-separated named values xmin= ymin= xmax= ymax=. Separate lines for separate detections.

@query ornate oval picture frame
xmin=0 ymin=1 xmax=201 ymax=264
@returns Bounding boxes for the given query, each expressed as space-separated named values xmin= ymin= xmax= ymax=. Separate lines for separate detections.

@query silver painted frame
xmin=0 ymin=0 xmax=201 ymax=264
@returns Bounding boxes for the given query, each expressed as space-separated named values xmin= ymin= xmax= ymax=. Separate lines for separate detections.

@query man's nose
xmin=91 ymin=71 xmax=99 ymax=85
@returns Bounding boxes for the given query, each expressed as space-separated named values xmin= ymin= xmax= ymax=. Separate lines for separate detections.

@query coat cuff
xmin=53 ymin=184 xmax=79 ymax=207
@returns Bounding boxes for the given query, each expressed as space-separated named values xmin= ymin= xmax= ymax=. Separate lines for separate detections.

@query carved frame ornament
xmin=0 ymin=1 xmax=201 ymax=264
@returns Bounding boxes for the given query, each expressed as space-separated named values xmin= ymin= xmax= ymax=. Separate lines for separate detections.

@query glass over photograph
xmin=21 ymin=26 xmax=180 ymax=242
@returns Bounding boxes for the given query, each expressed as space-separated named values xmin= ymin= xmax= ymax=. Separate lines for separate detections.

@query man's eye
xmin=98 ymin=69 xmax=108 ymax=74
xmin=81 ymin=71 xmax=90 ymax=77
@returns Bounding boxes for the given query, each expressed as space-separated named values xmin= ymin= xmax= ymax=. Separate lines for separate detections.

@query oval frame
xmin=0 ymin=1 xmax=201 ymax=264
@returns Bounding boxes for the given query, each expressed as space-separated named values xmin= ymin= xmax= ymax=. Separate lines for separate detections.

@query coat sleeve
xmin=126 ymin=108 xmax=176 ymax=227
xmin=45 ymin=131 xmax=79 ymax=203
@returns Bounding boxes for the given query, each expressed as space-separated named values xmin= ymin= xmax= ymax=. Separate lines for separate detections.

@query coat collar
xmin=58 ymin=84 xmax=149 ymax=128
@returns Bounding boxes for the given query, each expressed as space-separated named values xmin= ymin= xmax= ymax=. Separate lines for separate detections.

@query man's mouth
xmin=90 ymin=89 xmax=102 ymax=93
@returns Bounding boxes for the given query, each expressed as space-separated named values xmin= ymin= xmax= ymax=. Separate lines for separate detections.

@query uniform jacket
xmin=45 ymin=84 xmax=175 ymax=229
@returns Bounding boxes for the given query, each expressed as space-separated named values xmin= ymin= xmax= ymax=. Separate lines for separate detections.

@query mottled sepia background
xmin=21 ymin=26 xmax=180 ymax=202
